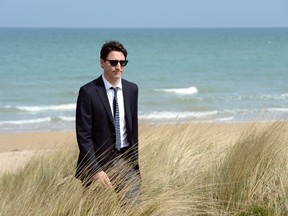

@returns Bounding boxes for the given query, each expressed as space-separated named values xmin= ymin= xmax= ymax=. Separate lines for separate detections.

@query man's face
xmin=101 ymin=51 xmax=126 ymax=84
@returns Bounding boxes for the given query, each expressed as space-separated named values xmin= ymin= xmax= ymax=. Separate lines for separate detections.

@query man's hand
xmin=93 ymin=171 xmax=112 ymax=188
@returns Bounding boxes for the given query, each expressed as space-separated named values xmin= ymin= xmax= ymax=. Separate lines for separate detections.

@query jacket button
xmin=111 ymin=149 xmax=115 ymax=153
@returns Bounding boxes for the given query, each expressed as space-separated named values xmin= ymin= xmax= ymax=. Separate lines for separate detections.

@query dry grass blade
xmin=0 ymin=121 xmax=287 ymax=215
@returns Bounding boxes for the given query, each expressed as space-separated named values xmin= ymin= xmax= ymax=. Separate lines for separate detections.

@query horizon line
xmin=1 ymin=26 xmax=288 ymax=29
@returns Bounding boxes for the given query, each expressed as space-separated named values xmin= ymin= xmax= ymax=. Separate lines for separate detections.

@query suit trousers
xmin=110 ymin=149 xmax=141 ymax=206
xmin=82 ymin=148 xmax=141 ymax=206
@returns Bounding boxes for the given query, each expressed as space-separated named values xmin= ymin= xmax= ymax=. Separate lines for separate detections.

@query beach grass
xmin=0 ymin=121 xmax=288 ymax=215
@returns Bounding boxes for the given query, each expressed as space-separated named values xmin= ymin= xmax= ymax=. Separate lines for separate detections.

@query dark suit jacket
xmin=75 ymin=75 xmax=139 ymax=183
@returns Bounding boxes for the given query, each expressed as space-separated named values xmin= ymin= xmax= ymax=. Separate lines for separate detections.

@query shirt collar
xmin=102 ymin=74 xmax=122 ymax=90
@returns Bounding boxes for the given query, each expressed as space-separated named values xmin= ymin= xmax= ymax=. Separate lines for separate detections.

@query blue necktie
xmin=112 ymin=87 xmax=121 ymax=151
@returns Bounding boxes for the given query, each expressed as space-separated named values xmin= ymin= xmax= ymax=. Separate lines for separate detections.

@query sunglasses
xmin=105 ymin=59 xmax=128 ymax=67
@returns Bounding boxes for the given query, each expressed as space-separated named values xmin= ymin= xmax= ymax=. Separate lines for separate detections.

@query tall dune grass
xmin=0 ymin=121 xmax=287 ymax=215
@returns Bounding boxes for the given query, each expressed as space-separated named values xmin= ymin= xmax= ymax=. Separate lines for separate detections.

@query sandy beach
xmin=0 ymin=131 xmax=76 ymax=176
xmin=1 ymin=121 xmax=287 ymax=177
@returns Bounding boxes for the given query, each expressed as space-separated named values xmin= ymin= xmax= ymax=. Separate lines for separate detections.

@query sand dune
xmin=0 ymin=131 xmax=76 ymax=176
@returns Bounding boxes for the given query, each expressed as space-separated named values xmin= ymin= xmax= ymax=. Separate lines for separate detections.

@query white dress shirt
xmin=102 ymin=74 xmax=129 ymax=148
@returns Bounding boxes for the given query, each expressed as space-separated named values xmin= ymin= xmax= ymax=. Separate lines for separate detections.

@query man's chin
xmin=113 ymin=73 xmax=122 ymax=79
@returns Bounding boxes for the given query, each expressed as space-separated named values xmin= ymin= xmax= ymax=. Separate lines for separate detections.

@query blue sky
xmin=0 ymin=0 xmax=288 ymax=28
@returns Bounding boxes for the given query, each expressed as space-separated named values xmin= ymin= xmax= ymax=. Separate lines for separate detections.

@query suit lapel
xmin=122 ymin=80 xmax=132 ymax=129
xmin=94 ymin=77 xmax=114 ymax=125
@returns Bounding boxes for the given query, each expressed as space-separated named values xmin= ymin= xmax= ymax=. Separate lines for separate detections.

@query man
xmin=75 ymin=41 xmax=140 ymax=193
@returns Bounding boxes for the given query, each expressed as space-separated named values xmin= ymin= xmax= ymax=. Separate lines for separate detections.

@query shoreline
xmin=0 ymin=130 xmax=76 ymax=153
xmin=0 ymin=121 xmax=287 ymax=176
xmin=1 ymin=120 xmax=287 ymax=149
xmin=0 ymin=131 xmax=76 ymax=176
xmin=1 ymin=120 xmax=287 ymax=151
xmin=1 ymin=115 xmax=288 ymax=135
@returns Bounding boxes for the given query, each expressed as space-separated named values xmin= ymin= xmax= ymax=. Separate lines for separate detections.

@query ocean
xmin=0 ymin=28 xmax=287 ymax=133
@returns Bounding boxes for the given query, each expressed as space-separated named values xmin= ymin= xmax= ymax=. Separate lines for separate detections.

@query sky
xmin=0 ymin=0 xmax=288 ymax=28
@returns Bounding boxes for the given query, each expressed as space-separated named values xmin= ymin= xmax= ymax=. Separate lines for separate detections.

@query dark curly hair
xmin=100 ymin=40 xmax=128 ymax=60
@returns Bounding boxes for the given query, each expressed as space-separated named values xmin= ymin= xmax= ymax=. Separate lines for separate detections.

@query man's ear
xmin=100 ymin=58 xmax=104 ymax=68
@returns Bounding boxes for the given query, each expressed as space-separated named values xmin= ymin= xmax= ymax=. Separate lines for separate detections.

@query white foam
xmin=58 ymin=116 xmax=75 ymax=121
xmin=16 ymin=104 xmax=76 ymax=112
xmin=217 ymin=117 xmax=234 ymax=122
xmin=0 ymin=117 xmax=51 ymax=125
xmin=280 ymin=93 xmax=288 ymax=99
xmin=226 ymin=93 xmax=288 ymax=101
xmin=139 ymin=111 xmax=217 ymax=120
xmin=51 ymin=116 xmax=75 ymax=121
xmin=0 ymin=116 xmax=75 ymax=125
xmin=155 ymin=86 xmax=198 ymax=95
xmin=266 ymin=108 xmax=288 ymax=112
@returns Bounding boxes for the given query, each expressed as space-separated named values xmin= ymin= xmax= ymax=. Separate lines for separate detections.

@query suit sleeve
xmin=75 ymin=87 xmax=101 ymax=179
xmin=131 ymin=84 xmax=140 ymax=171
xmin=132 ymin=85 xmax=139 ymax=145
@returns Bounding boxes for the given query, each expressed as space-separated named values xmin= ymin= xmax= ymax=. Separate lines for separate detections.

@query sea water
xmin=0 ymin=28 xmax=287 ymax=132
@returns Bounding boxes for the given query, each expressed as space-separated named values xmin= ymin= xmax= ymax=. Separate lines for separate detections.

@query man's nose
xmin=115 ymin=62 xmax=121 ymax=68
